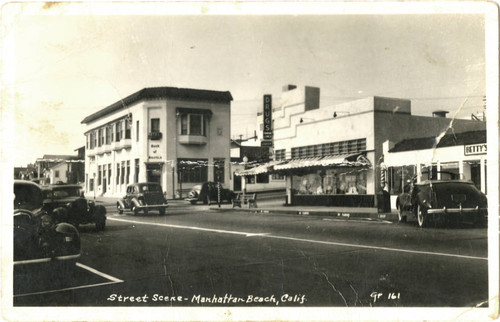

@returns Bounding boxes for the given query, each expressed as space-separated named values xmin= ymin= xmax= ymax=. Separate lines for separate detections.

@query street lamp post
xmin=242 ymin=156 xmax=248 ymax=204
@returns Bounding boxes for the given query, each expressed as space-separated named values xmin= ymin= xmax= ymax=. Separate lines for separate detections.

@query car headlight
xmin=66 ymin=202 xmax=72 ymax=207
xmin=65 ymin=236 xmax=73 ymax=242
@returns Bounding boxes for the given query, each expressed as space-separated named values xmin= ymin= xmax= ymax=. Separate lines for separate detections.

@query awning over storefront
xmin=235 ymin=160 xmax=285 ymax=177
xmin=274 ymin=153 xmax=371 ymax=172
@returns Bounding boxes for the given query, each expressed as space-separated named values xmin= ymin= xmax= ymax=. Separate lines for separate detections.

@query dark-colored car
xmin=398 ymin=179 xmax=488 ymax=228
xmin=13 ymin=180 xmax=81 ymax=266
xmin=117 ymin=182 xmax=168 ymax=215
xmin=186 ymin=182 xmax=237 ymax=205
xmin=44 ymin=184 xmax=107 ymax=231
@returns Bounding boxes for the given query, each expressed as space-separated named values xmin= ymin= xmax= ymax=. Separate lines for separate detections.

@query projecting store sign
xmin=464 ymin=143 xmax=487 ymax=156
xmin=263 ymin=94 xmax=273 ymax=140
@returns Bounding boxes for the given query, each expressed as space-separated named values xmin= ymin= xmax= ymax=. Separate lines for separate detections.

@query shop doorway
xmin=233 ymin=172 xmax=241 ymax=191
xmin=146 ymin=163 xmax=162 ymax=185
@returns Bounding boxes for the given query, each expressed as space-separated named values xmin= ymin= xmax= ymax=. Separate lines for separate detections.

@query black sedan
xmin=185 ymin=182 xmax=237 ymax=205
xmin=13 ymin=180 xmax=81 ymax=267
xmin=410 ymin=180 xmax=488 ymax=228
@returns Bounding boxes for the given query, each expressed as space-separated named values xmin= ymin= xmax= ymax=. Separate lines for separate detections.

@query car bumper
xmin=135 ymin=204 xmax=169 ymax=210
xmin=427 ymin=207 xmax=487 ymax=221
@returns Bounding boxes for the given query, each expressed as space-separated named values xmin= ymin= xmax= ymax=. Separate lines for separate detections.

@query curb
xmin=210 ymin=206 xmax=399 ymax=221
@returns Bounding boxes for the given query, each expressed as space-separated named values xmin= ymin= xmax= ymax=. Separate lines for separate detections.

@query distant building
xmin=34 ymin=154 xmax=83 ymax=185
xmin=81 ymin=86 xmax=233 ymax=198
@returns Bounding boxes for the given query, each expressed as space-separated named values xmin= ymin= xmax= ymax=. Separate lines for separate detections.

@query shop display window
xmin=292 ymin=169 xmax=367 ymax=195
xmin=389 ymin=165 xmax=416 ymax=195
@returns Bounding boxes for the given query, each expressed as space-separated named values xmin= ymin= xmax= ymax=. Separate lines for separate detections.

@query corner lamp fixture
xmin=333 ymin=111 xmax=351 ymax=118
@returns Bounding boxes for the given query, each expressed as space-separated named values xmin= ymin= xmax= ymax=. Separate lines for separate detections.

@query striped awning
xmin=274 ymin=153 xmax=371 ymax=171
xmin=235 ymin=160 xmax=285 ymax=176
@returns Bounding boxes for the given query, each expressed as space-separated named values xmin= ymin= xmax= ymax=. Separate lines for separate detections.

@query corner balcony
xmin=148 ymin=132 xmax=163 ymax=141
xmin=178 ymin=135 xmax=207 ymax=145
xmin=87 ymin=147 xmax=96 ymax=157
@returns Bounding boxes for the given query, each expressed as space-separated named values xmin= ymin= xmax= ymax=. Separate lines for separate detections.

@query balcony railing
xmin=148 ymin=132 xmax=163 ymax=140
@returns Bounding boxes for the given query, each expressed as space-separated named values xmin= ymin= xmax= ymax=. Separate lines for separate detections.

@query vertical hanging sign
xmin=263 ymin=94 xmax=273 ymax=141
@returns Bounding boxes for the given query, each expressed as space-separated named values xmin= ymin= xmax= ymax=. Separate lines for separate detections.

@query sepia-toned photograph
xmin=2 ymin=1 xmax=498 ymax=321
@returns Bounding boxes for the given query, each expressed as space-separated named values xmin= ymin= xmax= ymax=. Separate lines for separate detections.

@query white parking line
xmin=76 ymin=262 xmax=124 ymax=283
xmin=14 ymin=263 xmax=123 ymax=298
xmin=108 ymin=217 xmax=488 ymax=261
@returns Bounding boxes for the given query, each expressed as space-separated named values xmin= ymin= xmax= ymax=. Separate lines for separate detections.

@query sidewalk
xmin=90 ymin=196 xmax=399 ymax=221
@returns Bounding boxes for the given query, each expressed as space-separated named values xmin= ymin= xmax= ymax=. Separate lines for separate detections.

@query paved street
xmin=14 ymin=201 xmax=488 ymax=308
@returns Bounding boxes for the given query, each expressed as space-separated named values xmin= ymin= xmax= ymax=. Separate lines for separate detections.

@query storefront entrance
xmin=146 ymin=163 xmax=162 ymax=184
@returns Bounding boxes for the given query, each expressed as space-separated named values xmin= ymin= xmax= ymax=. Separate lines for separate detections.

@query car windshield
xmin=52 ymin=187 xmax=81 ymax=198
xmin=14 ymin=184 xmax=43 ymax=211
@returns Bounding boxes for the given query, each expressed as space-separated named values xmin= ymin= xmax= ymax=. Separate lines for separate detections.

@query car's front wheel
xmin=417 ymin=204 xmax=429 ymax=228
xmin=397 ymin=203 xmax=407 ymax=223
xmin=116 ymin=202 xmax=123 ymax=214
xmin=131 ymin=205 xmax=139 ymax=216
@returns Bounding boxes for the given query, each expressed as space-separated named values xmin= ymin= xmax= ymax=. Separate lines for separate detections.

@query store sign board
xmin=464 ymin=143 xmax=487 ymax=156
xmin=148 ymin=142 xmax=164 ymax=161
xmin=263 ymin=94 xmax=273 ymax=140
xmin=261 ymin=140 xmax=273 ymax=147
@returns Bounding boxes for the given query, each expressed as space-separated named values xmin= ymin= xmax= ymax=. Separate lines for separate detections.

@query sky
xmin=1 ymin=2 xmax=489 ymax=167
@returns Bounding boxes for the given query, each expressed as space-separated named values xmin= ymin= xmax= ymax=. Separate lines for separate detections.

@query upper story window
xmin=180 ymin=114 xmax=206 ymax=136
xmin=116 ymin=121 xmax=123 ymax=142
xmin=136 ymin=121 xmax=139 ymax=142
xmin=125 ymin=120 xmax=131 ymax=139
xmin=151 ymin=118 xmax=160 ymax=133
xmin=105 ymin=126 xmax=111 ymax=145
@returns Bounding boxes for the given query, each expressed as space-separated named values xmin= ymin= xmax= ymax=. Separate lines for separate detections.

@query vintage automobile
xmin=398 ymin=179 xmax=488 ymax=228
xmin=44 ymin=184 xmax=107 ymax=231
xmin=13 ymin=180 xmax=81 ymax=266
xmin=117 ymin=182 xmax=168 ymax=215
xmin=186 ymin=182 xmax=237 ymax=205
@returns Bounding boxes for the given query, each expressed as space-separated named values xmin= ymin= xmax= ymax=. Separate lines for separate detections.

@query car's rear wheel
xmin=95 ymin=219 xmax=106 ymax=231
xmin=397 ymin=203 xmax=407 ymax=223
xmin=417 ymin=204 xmax=428 ymax=228
xmin=116 ymin=202 xmax=123 ymax=214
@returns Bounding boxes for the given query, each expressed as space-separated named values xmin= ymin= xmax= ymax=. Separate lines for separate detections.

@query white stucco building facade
xmin=81 ymin=87 xmax=233 ymax=199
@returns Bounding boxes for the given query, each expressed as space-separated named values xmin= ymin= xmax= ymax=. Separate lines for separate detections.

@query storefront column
xmin=459 ymin=160 xmax=464 ymax=180
xmin=462 ymin=161 xmax=471 ymax=181
xmin=416 ymin=164 xmax=422 ymax=183
xmin=480 ymin=158 xmax=486 ymax=193
xmin=286 ymin=175 xmax=293 ymax=205
xmin=436 ymin=161 xmax=441 ymax=180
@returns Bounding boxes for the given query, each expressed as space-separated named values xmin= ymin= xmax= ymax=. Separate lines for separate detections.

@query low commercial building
xmin=81 ymin=86 xmax=233 ymax=198
xmin=242 ymin=85 xmax=485 ymax=209
xmin=383 ymin=126 xmax=487 ymax=209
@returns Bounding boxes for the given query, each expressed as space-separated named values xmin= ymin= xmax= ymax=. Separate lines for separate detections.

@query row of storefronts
xmin=236 ymin=85 xmax=487 ymax=210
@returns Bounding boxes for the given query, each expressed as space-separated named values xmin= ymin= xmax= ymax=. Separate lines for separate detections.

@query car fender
xmin=55 ymin=222 xmax=79 ymax=236
xmin=131 ymin=198 xmax=142 ymax=207
xmin=117 ymin=199 xmax=126 ymax=209
xmin=93 ymin=204 xmax=107 ymax=219
xmin=53 ymin=206 xmax=69 ymax=223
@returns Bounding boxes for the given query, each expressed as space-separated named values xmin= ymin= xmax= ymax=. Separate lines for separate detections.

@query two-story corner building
xmin=252 ymin=85 xmax=485 ymax=209
xmin=81 ymin=86 xmax=233 ymax=198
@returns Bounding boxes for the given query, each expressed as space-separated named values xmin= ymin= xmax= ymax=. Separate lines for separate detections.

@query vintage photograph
xmin=2 ymin=1 xmax=498 ymax=321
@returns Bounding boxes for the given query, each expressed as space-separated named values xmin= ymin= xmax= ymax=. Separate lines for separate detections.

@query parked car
xmin=398 ymin=179 xmax=488 ymax=228
xmin=186 ymin=182 xmax=237 ymax=205
xmin=44 ymin=184 xmax=107 ymax=231
xmin=13 ymin=180 xmax=81 ymax=266
xmin=117 ymin=182 xmax=168 ymax=215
